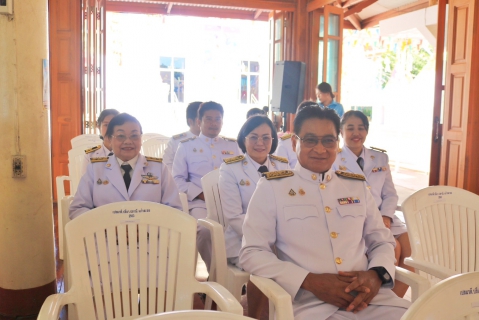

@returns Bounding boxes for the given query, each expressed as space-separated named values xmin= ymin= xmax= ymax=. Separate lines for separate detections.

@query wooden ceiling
xmin=106 ymin=0 xmax=433 ymax=28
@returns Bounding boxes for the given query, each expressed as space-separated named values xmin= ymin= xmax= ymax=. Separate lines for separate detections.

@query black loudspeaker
xmin=271 ymin=61 xmax=306 ymax=113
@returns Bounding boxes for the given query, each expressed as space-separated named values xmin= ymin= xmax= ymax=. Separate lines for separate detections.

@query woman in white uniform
xmin=219 ymin=115 xmax=289 ymax=318
xmin=333 ymin=110 xmax=413 ymax=298
xmin=81 ymin=109 xmax=120 ymax=175
xmin=71 ymin=113 xmax=183 ymax=219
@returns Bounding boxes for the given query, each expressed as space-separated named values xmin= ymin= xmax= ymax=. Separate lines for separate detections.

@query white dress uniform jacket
xmin=274 ymin=133 xmax=298 ymax=168
xmin=172 ymin=133 xmax=242 ymax=210
xmin=239 ymin=164 xmax=410 ymax=320
xmin=218 ymin=153 xmax=289 ymax=258
xmin=333 ymin=146 xmax=407 ymax=235
xmin=81 ymin=143 xmax=112 ymax=176
xmin=163 ymin=130 xmax=197 ymax=172
xmin=70 ymin=154 xmax=183 ymax=220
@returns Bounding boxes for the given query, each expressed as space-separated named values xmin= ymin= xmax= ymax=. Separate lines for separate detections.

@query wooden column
xmin=49 ymin=0 xmax=82 ymax=199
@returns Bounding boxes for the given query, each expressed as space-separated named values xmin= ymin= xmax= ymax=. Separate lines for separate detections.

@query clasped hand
xmin=301 ymin=270 xmax=382 ymax=313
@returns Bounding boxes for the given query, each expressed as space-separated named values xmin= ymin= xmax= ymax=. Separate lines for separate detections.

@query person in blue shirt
xmin=316 ymin=82 xmax=344 ymax=117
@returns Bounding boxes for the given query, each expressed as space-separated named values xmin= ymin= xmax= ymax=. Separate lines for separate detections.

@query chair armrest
xmin=197 ymin=282 xmax=243 ymax=315
xmin=37 ymin=292 xmax=74 ymax=320
xmin=197 ymin=218 xmax=228 ymax=286
xmin=250 ymin=275 xmax=294 ymax=320
xmin=394 ymin=266 xmax=430 ymax=302
xmin=404 ymin=258 xmax=457 ymax=279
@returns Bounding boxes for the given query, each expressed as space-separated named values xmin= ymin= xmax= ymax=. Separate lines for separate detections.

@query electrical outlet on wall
xmin=12 ymin=155 xmax=26 ymax=178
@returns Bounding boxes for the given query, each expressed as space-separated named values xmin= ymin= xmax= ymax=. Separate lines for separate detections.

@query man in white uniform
xmin=240 ymin=106 xmax=410 ymax=320
xmin=163 ymin=101 xmax=202 ymax=172
xmin=172 ymin=101 xmax=242 ymax=271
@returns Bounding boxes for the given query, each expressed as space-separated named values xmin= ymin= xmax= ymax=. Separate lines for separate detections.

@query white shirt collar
xmin=246 ymin=153 xmax=270 ymax=171
xmin=116 ymin=154 xmax=139 ymax=170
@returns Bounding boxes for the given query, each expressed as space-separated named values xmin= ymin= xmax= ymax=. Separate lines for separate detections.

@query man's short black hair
xmin=296 ymin=100 xmax=319 ymax=114
xmin=246 ymin=107 xmax=265 ymax=119
xmin=186 ymin=101 xmax=202 ymax=125
xmin=237 ymin=115 xmax=278 ymax=154
xmin=341 ymin=110 xmax=369 ymax=132
xmin=97 ymin=109 xmax=120 ymax=127
xmin=317 ymin=82 xmax=335 ymax=99
xmin=198 ymin=101 xmax=224 ymax=120
xmin=105 ymin=113 xmax=143 ymax=138
xmin=293 ymin=105 xmax=340 ymax=136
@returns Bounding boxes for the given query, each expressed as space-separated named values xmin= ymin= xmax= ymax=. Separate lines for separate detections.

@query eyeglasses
xmin=294 ymin=134 xmax=338 ymax=148
xmin=246 ymin=135 xmax=273 ymax=144
xmin=112 ymin=134 xmax=141 ymax=142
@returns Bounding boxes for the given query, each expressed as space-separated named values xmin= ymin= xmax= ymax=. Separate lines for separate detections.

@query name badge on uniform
xmin=338 ymin=197 xmax=360 ymax=205
xmin=372 ymin=166 xmax=387 ymax=173
xmin=222 ymin=151 xmax=234 ymax=155
xmin=141 ymin=172 xmax=159 ymax=184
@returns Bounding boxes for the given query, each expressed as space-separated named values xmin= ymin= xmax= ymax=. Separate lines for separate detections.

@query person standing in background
xmin=316 ymin=82 xmax=344 ymax=117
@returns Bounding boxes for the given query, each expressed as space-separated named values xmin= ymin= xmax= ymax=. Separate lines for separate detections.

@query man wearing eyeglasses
xmin=240 ymin=106 xmax=410 ymax=319
xmin=172 ymin=101 xmax=242 ymax=271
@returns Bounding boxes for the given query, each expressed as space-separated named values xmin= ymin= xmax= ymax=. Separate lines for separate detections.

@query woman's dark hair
xmin=186 ymin=101 xmax=202 ymax=125
xmin=237 ymin=115 xmax=278 ymax=154
xmin=198 ymin=101 xmax=224 ymax=120
xmin=97 ymin=109 xmax=120 ymax=127
xmin=296 ymin=100 xmax=319 ymax=114
xmin=316 ymin=82 xmax=335 ymax=99
xmin=293 ymin=105 xmax=340 ymax=136
xmin=105 ymin=113 xmax=143 ymax=138
xmin=246 ymin=107 xmax=265 ymax=119
xmin=340 ymin=110 xmax=369 ymax=132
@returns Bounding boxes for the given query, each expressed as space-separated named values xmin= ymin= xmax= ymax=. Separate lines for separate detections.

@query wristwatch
xmin=369 ymin=267 xmax=392 ymax=284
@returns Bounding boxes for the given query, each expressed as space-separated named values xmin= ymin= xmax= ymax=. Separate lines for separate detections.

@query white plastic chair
xmin=142 ymin=136 xmax=170 ymax=158
xmin=55 ymin=176 xmax=71 ymax=260
xmin=136 ymin=310 xmax=255 ymax=320
xmin=71 ymin=134 xmax=102 ymax=149
xmin=68 ymin=145 xmax=95 ymax=195
xmin=402 ymin=186 xmax=479 ymax=280
xmin=251 ymin=267 xmax=430 ymax=320
xmin=401 ymin=272 xmax=479 ymax=320
xmin=142 ymin=133 xmax=168 ymax=144
xmin=199 ymin=170 xmax=250 ymax=306
xmin=39 ymin=201 xmax=242 ymax=320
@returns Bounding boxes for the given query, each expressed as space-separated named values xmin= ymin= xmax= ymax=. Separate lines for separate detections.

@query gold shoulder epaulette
xmin=269 ymin=154 xmax=288 ymax=163
xmin=223 ymin=155 xmax=244 ymax=164
xmin=370 ymin=146 xmax=387 ymax=153
xmin=146 ymin=156 xmax=163 ymax=163
xmin=181 ymin=137 xmax=195 ymax=143
xmin=85 ymin=145 xmax=101 ymax=154
xmin=335 ymin=170 xmax=366 ymax=181
xmin=280 ymin=133 xmax=292 ymax=141
xmin=173 ymin=132 xmax=187 ymax=140
xmin=264 ymin=170 xmax=294 ymax=180
xmin=221 ymin=136 xmax=237 ymax=142
xmin=91 ymin=157 xmax=109 ymax=163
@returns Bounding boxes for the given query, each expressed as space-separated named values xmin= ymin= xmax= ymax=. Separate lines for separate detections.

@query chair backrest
xmin=401 ymin=272 xmax=479 ymax=320
xmin=402 ymin=186 xmax=479 ymax=276
xmin=201 ymin=169 xmax=225 ymax=227
xmin=68 ymin=146 xmax=93 ymax=195
xmin=142 ymin=133 xmax=168 ymax=144
xmin=71 ymin=134 xmax=102 ymax=149
xmin=65 ymin=201 xmax=200 ymax=319
xmin=136 ymin=310 xmax=254 ymax=320
xmin=142 ymin=136 xmax=170 ymax=158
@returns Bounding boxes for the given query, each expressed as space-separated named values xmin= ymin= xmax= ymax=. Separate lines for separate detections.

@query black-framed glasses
xmin=245 ymin=135 xmax=274 ymax=144
xmin=294 ymin=134 xmax=338 ymax=148
xmin=112 ymin=134 xmax=142 ymax=142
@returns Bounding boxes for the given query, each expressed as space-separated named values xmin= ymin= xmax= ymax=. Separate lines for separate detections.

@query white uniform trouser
xmin=320 ymin=305 xmax=406 ymax=320
xmin=190 ymin=207 xmax=212 ymax=272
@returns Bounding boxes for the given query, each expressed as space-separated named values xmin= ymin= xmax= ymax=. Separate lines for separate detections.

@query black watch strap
xmin=369 ymin=267 xmax=392 ymax=284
